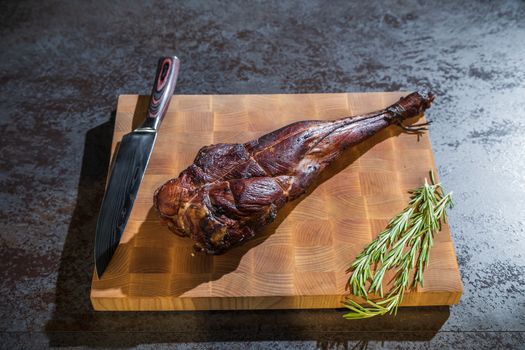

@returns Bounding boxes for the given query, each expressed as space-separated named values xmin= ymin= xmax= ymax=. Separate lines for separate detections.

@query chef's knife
xmin=95 ymin=56 xmax=180 ymax=278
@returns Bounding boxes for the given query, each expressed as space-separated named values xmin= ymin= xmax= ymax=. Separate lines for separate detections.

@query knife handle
xmin=139 ymin=56 xmax=180 ymax=131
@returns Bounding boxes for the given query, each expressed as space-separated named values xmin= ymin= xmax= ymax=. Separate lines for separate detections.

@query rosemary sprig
xmin=344 ymin=171 xmax=453 ymax=319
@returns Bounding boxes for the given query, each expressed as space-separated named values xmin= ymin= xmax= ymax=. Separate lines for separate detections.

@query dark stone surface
xmin=1 ymin=0 xmax=524 ymax=348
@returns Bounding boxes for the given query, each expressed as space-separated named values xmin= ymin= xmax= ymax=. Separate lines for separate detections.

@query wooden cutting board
xmin=91 ymin=92 xmax=462 ymax=311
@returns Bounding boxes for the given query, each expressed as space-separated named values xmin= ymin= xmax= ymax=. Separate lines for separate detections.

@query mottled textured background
xmin=1 ymin=0 xmax=524 ymax=349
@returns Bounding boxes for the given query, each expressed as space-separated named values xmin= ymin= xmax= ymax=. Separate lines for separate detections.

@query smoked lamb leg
xmin=154 ymin=91 xmax=434 ymax=254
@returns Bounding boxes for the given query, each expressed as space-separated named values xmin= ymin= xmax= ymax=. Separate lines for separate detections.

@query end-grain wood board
xmin=91 ymin=92 xmax=462 ymax=311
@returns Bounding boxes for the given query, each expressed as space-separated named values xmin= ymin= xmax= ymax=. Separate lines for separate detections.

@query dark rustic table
xmin=1 ymin=1 xmax=524 ymax=349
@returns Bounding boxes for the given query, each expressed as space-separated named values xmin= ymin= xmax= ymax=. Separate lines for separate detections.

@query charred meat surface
xmin=154 ymin=91 xmax=434 ymax=254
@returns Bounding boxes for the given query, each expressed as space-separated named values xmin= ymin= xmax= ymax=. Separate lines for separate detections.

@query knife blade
xmin=95 ymin=56 xmax=180 ymax=278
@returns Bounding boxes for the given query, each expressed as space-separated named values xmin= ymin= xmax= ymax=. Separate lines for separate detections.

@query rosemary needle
xmin=344 ymin=171 xmax=453 ymax=319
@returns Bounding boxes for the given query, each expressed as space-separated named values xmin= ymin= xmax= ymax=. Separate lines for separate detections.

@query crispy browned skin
xmin=154 ymin=91 xmax=434 ymax=254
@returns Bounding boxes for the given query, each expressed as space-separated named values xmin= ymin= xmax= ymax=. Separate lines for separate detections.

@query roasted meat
xmin=154 ymin=91 xmax=434 ymax=254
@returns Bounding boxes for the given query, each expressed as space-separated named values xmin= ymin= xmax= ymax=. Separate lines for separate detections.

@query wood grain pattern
xmin=91 ymin=92 xmax=463 ymax=311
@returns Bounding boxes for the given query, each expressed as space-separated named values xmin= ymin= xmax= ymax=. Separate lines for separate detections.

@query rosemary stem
xmin=344 ymin=171 xmax=453 ymax=319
